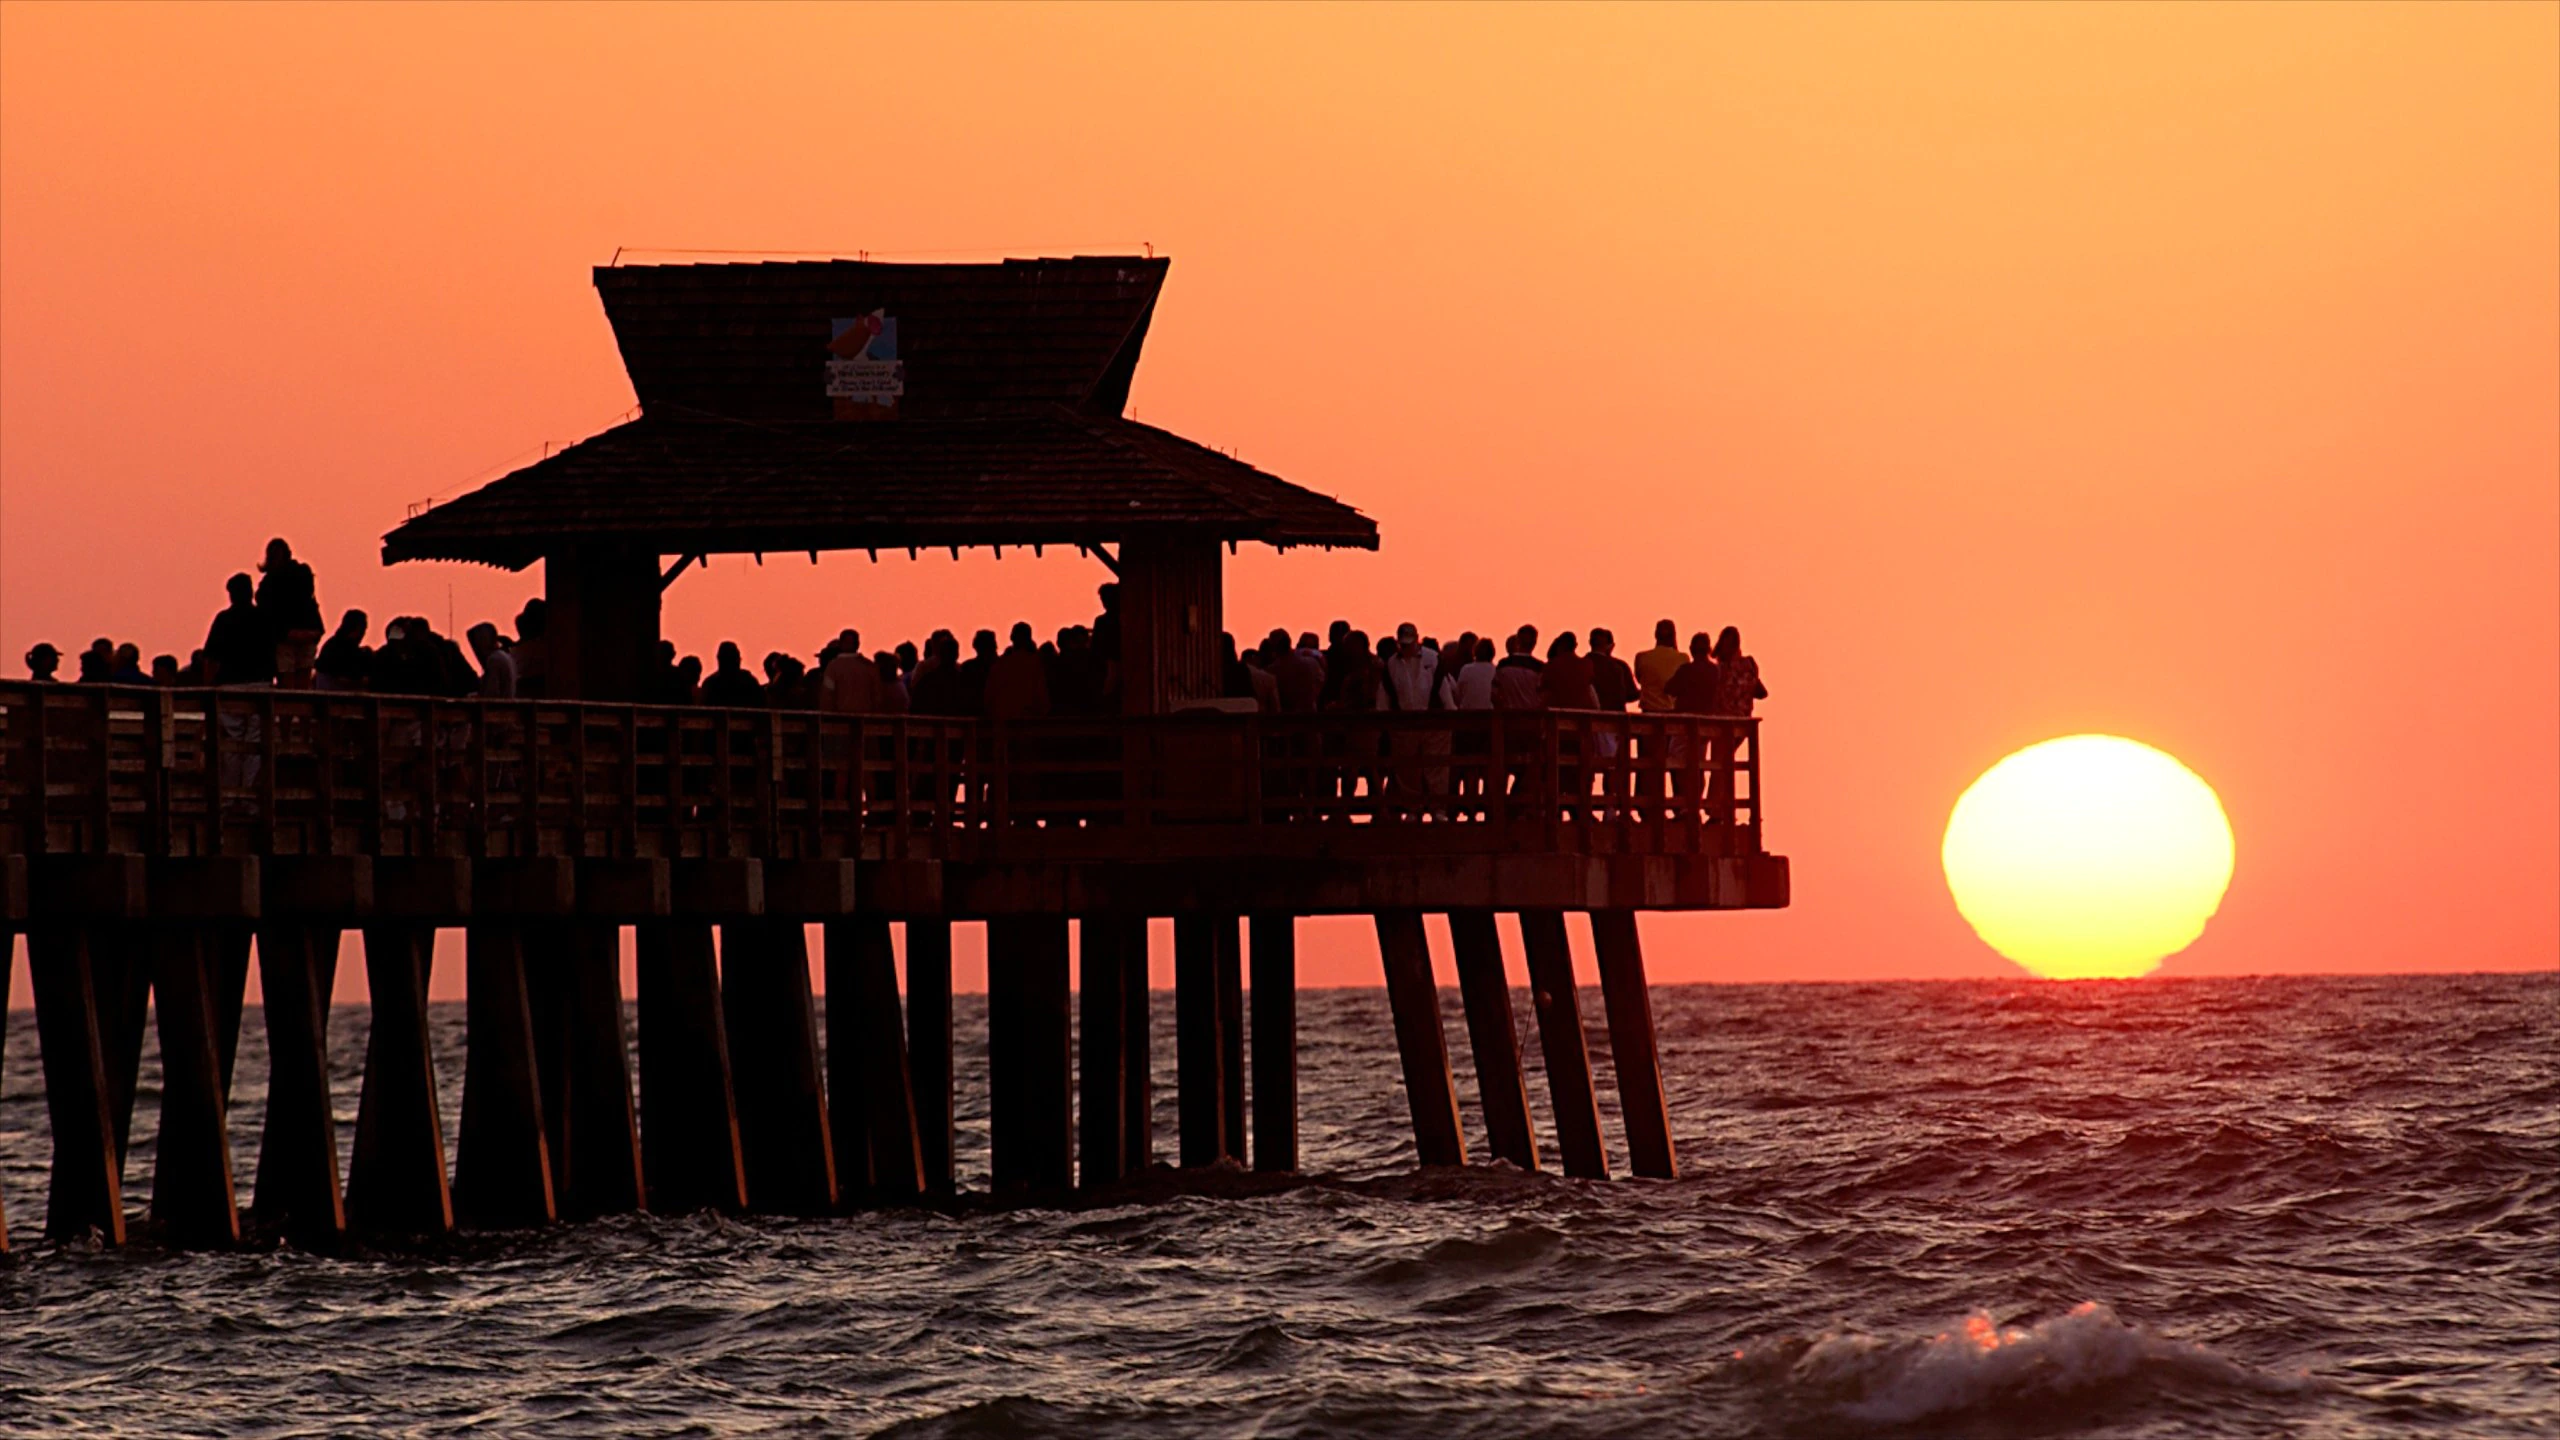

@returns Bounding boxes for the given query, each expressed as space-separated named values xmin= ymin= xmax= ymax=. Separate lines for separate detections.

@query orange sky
xmin=4 ymin=4 xmax=2553 ymax=994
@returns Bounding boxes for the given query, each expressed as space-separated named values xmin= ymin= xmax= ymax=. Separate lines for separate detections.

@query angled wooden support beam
xmin=1248 ymin=913 xmax=1298 ymax=1174
xmin=348 ymin=923 xmax=453 ymax=1237
xmin=824 ymin=916 xmax=924 ymax=1202
xmin=1590 ymin=912 xmax=1677 ymax=1180
xmin=720 ymin=919 xmax=837 ymax=1213
xmin=1172 ymin=914 xmax=1226 ymax=1168
xmin=454 ymin=922 xmax=556 ymax=1229
xmin=26 ymin=926 xmax=125 ymax=1244
xmin=251 ymin=921 xmax=348 ymax=1243
xmin=1374 ymin=909 xmax=1465 ymax=1168
xmin=986 ymin=916 xmax=1073 ymax=1195
xmin=1518 ymin=910 xmax=1608 ymax=1180
xmin=149 ymin=925 xmax=241 ymax=1248
xmin=902 ymin=918 xmax=956 ymax=1196
xmin=635 ymin=920 xmax=746 ymax=1214
xmin=1447 ymin=910 xmax=1539 ymax=1173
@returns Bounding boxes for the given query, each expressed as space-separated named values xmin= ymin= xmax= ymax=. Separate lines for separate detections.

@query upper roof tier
xmin=382 ymin=256 xmax=1377 ymax=568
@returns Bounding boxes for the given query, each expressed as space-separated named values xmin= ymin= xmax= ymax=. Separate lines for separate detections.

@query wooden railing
xmin=0 ymin=682 xmax=1761 ymax=865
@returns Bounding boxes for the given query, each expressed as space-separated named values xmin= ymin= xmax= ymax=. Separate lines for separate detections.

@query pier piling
xmin=825 ymin=916 xmax=924 ymax=1201
xmin=455 ymin=922 xmax=556 ymax=1228
xmin=1374 ymin=910 xmax=1466 ymax=1168
xmin=903 ymin=918 xmax=957 ymax=1196
xmin=1248 ymin=913 xmax=1297 ymax=1174
xmin=987 ymin=916 xmax=1073 ymax=1194
xmin=28 ymin=926 xmax=124 ymax=1242
xmin=1216 ymin=917 xmax=1247 ymax=1165
xmin=148 ymin=926 xmax=241 ymax=1247
xmin=1590 ymin=912 xmax=1677 ymax=1180
xmin=634 ymin=920 xmax=747 ymax=1213
xmin=721 ymin=918 xmax=838 ymax=1214
xmin=1077 ymin=915 xmax=1132 ymax=1187
xmin=348 ymin=923 xmax=453 ymax=1236
xmin=1518 ymin=910 xmax=1608 ymax=1180
xmin=559 ymin=922 xmax=646 ymax=1218
xmin=1173 ymin=915 xmax=1225 ymax=1167
xmin=1447 ymin=910 xmax=1538 ymax=1172
xmin=251 ymin=922 xmax=347 ymax=1241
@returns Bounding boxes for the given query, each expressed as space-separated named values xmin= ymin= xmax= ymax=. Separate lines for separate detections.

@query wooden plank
xmin=251 ymin=923 xmax=348 ymax=1242
xmin=824 ymin=917 xmax=924 ymax=1201
xmin=720 ymin=919 xmax=838 ymax=1213
xmin=348 ymin=923 xmax=453 ymax=1236
xmin=454 ymin=922 xmax=556 ymax=1228
xmin=1518 ymin=910 xmax=1608 ymax=1180
xmin=1077 ymin=915 xmax=1127 ymax=1187
xmin=1248 ymin=913 xmax=1298 ymax=1174
xmin=903 ymin=918 xmax=956 ymax=1196
xmin=1447 ymin=909 xmax=1539 ymax=1172
xmin=27 ymin=927 xmax=126 ymax=1243
xmin=1590 ymin=911 xmax=1677 ymax=1180
xmin=148 ymin=926 xmax=241 ymax=1247
xmin=1171 ymin=914 xmax=1224 ymax=1168
xmin=1373 ymin=909 xmax=1466 ymax=1168
xmin=985 ymin=915 xmax=1072 ymax=1194
xmin=635 ymin=920 xmax=746 ymax=1213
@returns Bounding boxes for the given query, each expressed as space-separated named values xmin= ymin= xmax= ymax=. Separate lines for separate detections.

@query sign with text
xmin=827 ymin=311 xmax=903 ymax=418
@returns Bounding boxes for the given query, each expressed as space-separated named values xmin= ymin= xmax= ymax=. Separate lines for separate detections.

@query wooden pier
xmin=0 ymin=254 xmax=1788 ymax=1249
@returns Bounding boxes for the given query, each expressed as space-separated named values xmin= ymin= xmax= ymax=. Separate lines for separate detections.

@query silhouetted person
xmin=1278 ymin=631 xmax=1325 ymax=714
xmin=468 ymin=622 xmax=518 ymax=697
xmin=1667 ymin=631 xmax=1720 ymax=714
xmin=669 ymin=654 xmax=703 ymax=704
xmin=985 ymin=621 xmax=1050 ymax=720
xmin=910 ymin=631 xmax=967 ymax=716
xmin=873 ymin=652 xmax=909 ymax=714
xmin=202 ymin=573 xmax=274 ymax=687
xmin=511 ymin=599 xmax=550 ymax=698
xmin=1711 ymin=626 xmax=1765 ymax=717
xmin=957 ymin=628 xmax=998 ymax=715
xmin=1493 ymin=630 xmax=1544 ymax=710
xmin=1382 ymin=622 xmax=1436 ymax=712
xmin=150 ymin=654 xmax=180 ymax=686
xmin=1455 ymin=637 xmax=1497 ymax=709
xmin=1635 ymin=619 xmax=1684 ymax=714
xmin=699 ymin=641 xmax=764 ymax=707
xmin=24 ymin=642 xmax=61 ymax=682
xmin=109 ymin=643 xmax=147 ymax=686
xmin=315 ymin=610 xmax=370 ymax=690
xmin=1091 ymin=582 xmax=1124 ymax=709
xmin=75 ymin=638 xmax=113 ymax=683
xmin=818 ymin=629 xmax=880 ymax=713
xmin=1589 ymin=629 xmax=1635 ymax=712
xmin=762 ymin=651 xmax=808 ymax=709
xmin=256 ymin=538 xmax=323 ymax=689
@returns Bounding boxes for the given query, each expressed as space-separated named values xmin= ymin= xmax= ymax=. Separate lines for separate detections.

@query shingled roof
xmin=383 ymin=256 xmax=1376 ymax=568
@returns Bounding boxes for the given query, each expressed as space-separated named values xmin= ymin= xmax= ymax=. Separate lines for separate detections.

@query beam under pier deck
xmin=1374 ymin=910 xmax=1465 ymax=1168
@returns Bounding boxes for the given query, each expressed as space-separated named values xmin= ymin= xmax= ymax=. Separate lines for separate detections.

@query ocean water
xmin=0 ymin=972 xmax=2551 ymax=1438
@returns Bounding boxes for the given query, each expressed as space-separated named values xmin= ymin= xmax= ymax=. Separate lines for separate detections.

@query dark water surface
xmin=1 ymin=973 xmax=2552 ymax=1438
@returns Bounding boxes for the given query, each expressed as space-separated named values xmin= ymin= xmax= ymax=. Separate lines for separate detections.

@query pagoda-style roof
xmin=383 ymin=256 xmax=1376 ymax=568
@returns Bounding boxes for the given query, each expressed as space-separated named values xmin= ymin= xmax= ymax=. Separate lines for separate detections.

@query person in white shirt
xmin=1454 ymin=637 xmax=1498 ymax=710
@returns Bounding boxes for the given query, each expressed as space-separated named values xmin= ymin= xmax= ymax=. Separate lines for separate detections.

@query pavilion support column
xmin=1248 ymin=913 xmax=1298 ymax=1175
xmin=27 ymin=926 xmax=125 ymax=1243
xmin=455 ymin=922 xmax=556 ymax=1229
xmin=348 ymin=923 xmax=453 ymax=1237
xmin=987 ymin=916 xmax=1072 ymax=1195
xmin=545 ymin=544 xmax=662 ymax=702
xmin=1519 ymin=911 xmax=1609 ymax=1180
xmin=149 ymin=926 xmax=241 ymax=1248
xmin=1172 ymin=915 xmax=1226 ymax=1168
xmin=824 ymin=917 xmax=923 ymax=1203
xmin=1374 ymin=910 xmax=1466 ymax=1168
xmin=903 ymin=919 xmax=956 ymax=1196
xmin=635 ymin=920 xmax=746 ymax=1214
xmin=721 ymin=919 xmax=837 ymax=1214
xmin=252 ymin=922 xmax=348 ymax=1243
xmin=1078 ymin=915 xmax=1131 ymax=1188
xmin=1447 ymin=910 xmax=1539 ymax=1173
xmin=1590 ymin=912 xmax=1677 ymax=1180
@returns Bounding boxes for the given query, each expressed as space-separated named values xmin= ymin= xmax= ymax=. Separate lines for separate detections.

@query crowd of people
xmin=19 ymin=549 xmax=1767 ymax=724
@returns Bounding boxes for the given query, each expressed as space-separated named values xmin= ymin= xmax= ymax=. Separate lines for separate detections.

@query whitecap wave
xmin=1732 ymin=1300 xmax=2312 ymax=1428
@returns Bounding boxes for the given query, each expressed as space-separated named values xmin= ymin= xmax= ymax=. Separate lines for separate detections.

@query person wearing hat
xmin=23 ymin=642 xmax=61 ymax=682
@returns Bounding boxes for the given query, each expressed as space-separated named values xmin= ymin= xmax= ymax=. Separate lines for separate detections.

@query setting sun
xmin=1942 ymin=735 xmax=2236 ymax=979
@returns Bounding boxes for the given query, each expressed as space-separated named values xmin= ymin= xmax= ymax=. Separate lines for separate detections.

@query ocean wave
xmin=1730 ymin=1301 xmax=2314 ymax=1429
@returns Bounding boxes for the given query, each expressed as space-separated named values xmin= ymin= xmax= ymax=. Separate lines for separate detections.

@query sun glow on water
xmin=1941 ymin=735 xmax=2235 ymax=979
